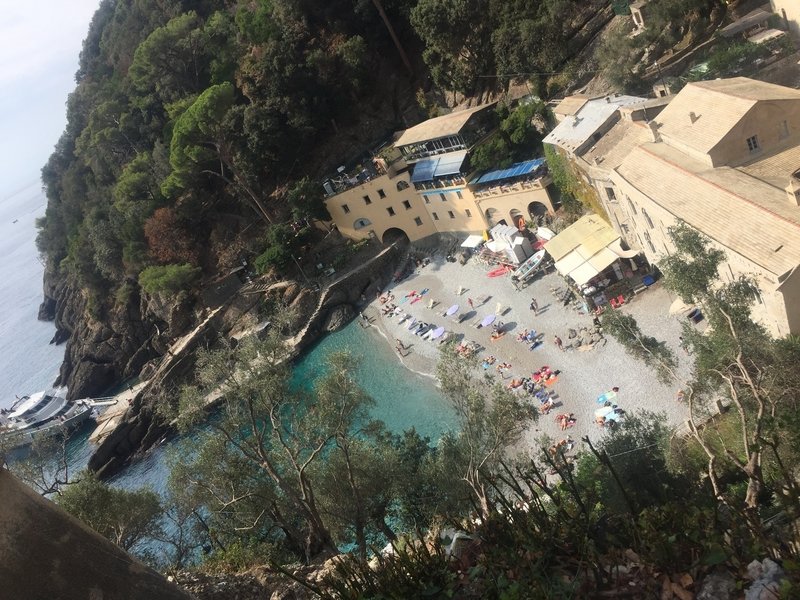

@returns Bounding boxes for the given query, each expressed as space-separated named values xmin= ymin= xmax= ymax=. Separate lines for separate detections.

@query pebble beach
xmin=364 ymin=251 xmax=693 ymax=453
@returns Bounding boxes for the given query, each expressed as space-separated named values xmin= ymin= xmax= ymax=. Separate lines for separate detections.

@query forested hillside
xmin=34 ymin=0 xmax=614 ymax=399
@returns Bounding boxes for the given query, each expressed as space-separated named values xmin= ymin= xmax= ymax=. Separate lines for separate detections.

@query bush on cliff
xmin=138 ymin=263 xmax=200 ymax=295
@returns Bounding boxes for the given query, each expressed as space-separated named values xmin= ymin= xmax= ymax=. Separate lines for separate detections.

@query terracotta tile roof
xmin=614 ymin=143 xmax=800 ymax=276
xmin=739 ymin=144 xmax=800 ymax=187
xmin=655 ymin=78 xmax=800 ymax=155
xmin=395 ymin=103 xmax=497 ymax=147
xmin=581 ymin=119 xmax=651 ymax=170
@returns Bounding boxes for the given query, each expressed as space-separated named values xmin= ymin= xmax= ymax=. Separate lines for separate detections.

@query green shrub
xmin=202 ymin=539 xmax=284 ymax=574
xmin=114 ymin=281 xmax=136 ymax=306
xmin=138 ymin=263 xmax=200 ymax=294
xmin=254 ymin=245 xmax=290 ymax=273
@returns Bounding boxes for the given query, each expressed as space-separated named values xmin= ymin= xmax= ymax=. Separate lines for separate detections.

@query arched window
xmin=396 ymin=180 xmax=409 ymax=191
xmin=354 ymin=218 xmax=372 ymax=230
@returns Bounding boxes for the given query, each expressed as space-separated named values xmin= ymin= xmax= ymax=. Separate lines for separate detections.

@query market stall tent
xmin=544 ymin=215 xmax=638 ymax=285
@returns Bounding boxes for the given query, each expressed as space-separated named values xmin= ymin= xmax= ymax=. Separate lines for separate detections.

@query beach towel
xmin=596 ymin=391 xmax=618 ymax=404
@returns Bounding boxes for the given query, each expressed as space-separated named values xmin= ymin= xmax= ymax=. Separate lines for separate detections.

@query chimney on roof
xmin=787 ymin=172 xmax=800 ymax=206
xmin=689 ymin=111 xmax=699 ymax=124
xmin=647 ymin=120 xmax=661 ymax=143
xmin=606 ymin=97 xmax=611 ymax=103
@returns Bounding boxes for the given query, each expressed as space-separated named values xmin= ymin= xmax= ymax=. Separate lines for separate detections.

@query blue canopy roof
xmin=410 ymin=158 xmax=437 ymax=183
xmin=473 ymin=158 xmax=546 ymax=185
xmin=410 ymin=150 xmax=468 ymax=183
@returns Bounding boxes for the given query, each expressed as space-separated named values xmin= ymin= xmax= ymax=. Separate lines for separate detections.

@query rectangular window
xmin=746 ymin=135 xmax=759 ymax=153
xmin=644 ymin=231 xmax=656 ymax=254
xmin=363 ymin=195 xmax=371 ymax=205
xmin=402 ymin=200 xmax=411 ymax=210
xmin=465 ymin=209 xmax=472 ymax=218
xmin=643 ymin=209 xmax=654 ymax=229
xmin=627 ymin=197 xmax=638 ymax=216
xmin=414 ymin=216 xmax=423 ymax=226
xmin=439 ymin=193 xmax=446 ymax=202
xmin=377 ymin=189 xmax=386 ymax=199
xmin=387 ymin=207 xmax=395 ymax=216
xmin=780 ymin=120 xmax=790 ymax=140
xmin=605 ymin=187 xmax=617 ymax=201
xmin=342 ymin=204 xmax=350 ymax=214
xmin=432 ymin=212 xmax=439 ymax=221
xmin=424 ymin=196 xmax=430 ymax=204
xmin=456 ymin=190 xmax=463 ymax=200
xmin=448 ymin=210 xmax=455 ymax=219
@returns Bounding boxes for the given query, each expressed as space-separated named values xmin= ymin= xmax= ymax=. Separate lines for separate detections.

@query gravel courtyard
xmin=365 ymin=250 xmax=694 ymax=454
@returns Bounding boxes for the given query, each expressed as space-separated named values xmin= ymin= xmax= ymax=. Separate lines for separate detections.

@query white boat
xmin=513 ymin=249 xmax=547 ymax=282
xmin=0 ymin=388 xmax=94 ymax=449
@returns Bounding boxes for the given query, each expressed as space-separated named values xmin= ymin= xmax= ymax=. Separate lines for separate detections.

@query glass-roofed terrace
xmin=410 ymin=150 xmax=470 ymax=190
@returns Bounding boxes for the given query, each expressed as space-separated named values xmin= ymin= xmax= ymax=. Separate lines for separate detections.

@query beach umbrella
xmin=480 ymin=313 xmax=496 ymax=327
xmin=431 ymin=326 xmax=446 ymax=339
xmin=446 ymin=304 xmax=459 ymax=316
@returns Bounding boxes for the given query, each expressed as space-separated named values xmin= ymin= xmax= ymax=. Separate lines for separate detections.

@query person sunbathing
xmin=507 ymin=378 xmax=523 ymax=389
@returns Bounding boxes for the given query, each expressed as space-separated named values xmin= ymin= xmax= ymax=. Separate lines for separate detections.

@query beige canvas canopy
xmin=545 ymin=215 xmax=637 ymax=285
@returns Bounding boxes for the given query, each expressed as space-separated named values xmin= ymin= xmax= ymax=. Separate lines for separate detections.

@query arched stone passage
xmin=527 ymin=201 xmax=548 ymax=219
xmin=509 ymin=209 xmax=526 ymax=230
xmin=485 ymin=207 xmax=506 ymax=227
xmin=382 ymin=227 xmax=410 ymax=246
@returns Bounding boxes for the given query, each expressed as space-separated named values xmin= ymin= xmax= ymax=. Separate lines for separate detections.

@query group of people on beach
xmin=373 ymin=272 xmax=620 ymax=457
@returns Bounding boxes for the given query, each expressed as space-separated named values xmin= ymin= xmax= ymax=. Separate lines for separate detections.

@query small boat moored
xmin=0 ymin=388 xmax=95 ymax=449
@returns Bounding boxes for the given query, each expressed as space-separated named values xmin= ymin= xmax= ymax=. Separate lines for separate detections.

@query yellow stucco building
xmin=546 ymin=78 xmax=800 ymax=336
xmin=771 ymin=0 xmax=800 ymax=39
xmin=324 ymin=104 xmax=558 ymax=244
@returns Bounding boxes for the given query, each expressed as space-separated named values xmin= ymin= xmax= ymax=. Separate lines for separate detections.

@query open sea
xmin=0 ymin=184 xmax=456 ymax=499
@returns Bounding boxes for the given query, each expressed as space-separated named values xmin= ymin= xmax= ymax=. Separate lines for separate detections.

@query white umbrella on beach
xmin=431 ymin=326 xmax=446 ymax=339
xmin=480 ymin=313 xmax=496 ymax=327
xmin=446 ymin=304 xmax=459 ymax=316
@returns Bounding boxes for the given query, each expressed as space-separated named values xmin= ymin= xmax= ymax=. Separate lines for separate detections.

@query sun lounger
xmin=475 ymin=294 xmax=490 ymax=305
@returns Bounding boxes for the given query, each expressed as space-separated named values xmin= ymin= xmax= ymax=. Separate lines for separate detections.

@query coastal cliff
xmin=33 ymin=0 xmax=619 ymax=471
xmin=86 ymin=239 xmax=404 ymax=479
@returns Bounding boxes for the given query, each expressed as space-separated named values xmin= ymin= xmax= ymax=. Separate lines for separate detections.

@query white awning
xmin=486 ymin=240 xmax=506 ymax=253
xmin=461 ymin=234 xmax=484 ymax=248
xmin=569 ymin=262 xmax=600 ymax=286
xmin=536 ymin=226 xmax=556 ymax=240
xmin=609 ymin=239 xmax=640 ymax=259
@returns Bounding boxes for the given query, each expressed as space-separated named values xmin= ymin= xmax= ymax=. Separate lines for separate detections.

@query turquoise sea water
xmin=292 ymin=321 xmax=458 ymax=442
xmin=107 ymin=319 xmax=457 ymax=497
xmin=0 ymin=184 xmax=455 ymax=504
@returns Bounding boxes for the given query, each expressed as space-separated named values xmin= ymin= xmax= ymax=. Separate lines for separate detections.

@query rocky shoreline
xmin=38 ymin=240 xmax=406 ymax=480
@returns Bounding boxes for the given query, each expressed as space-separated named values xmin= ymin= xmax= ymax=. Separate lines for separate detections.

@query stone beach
xmin=365 ymin=251 xmax=693 ymax=452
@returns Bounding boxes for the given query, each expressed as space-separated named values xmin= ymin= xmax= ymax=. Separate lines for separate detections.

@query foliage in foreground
xmin=57 ymin=472 xmax=163 ymax=555
xmin=319 ymin=414 xmax=788 ymax=599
